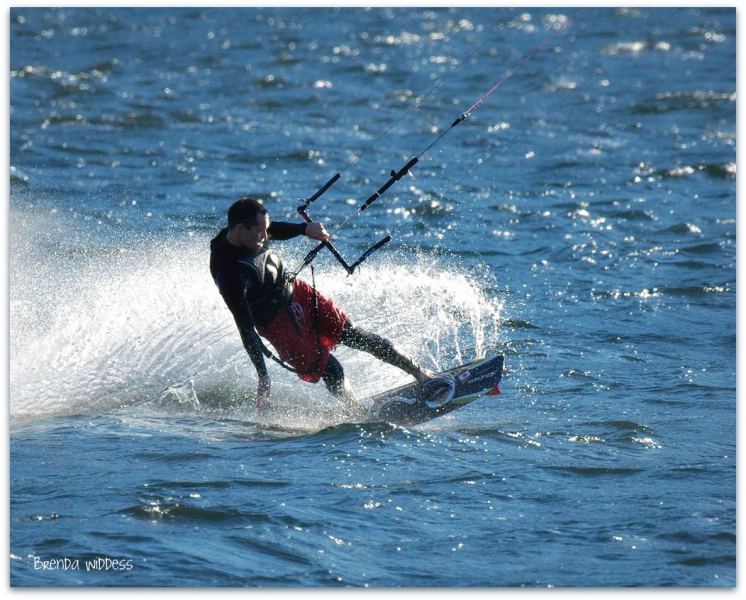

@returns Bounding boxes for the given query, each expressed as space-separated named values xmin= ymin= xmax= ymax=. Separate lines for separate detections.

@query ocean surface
xmin=9 ymin=7 xmax=736 ymax=587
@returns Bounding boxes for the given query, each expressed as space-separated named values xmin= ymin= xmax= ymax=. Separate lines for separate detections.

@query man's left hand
xmin=305 ymin=222 xmax=330 ymax=242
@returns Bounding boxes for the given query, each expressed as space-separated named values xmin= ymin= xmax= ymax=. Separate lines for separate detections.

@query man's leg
xmin=339 ymin=321 xmax=432 ymax=382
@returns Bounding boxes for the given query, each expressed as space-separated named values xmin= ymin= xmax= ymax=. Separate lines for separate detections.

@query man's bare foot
xmin=416 ymin=368 xmax=436 ymax=384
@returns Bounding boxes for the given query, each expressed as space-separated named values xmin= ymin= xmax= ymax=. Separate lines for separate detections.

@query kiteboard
xmin=362 ymin=354 xmax=504 ymax=426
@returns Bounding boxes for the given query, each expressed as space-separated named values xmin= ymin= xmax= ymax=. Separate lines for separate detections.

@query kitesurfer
xmin=210 ymin=197 xmax=432 ymax=413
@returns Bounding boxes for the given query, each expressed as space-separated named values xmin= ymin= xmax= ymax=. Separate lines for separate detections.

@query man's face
xmin=242 ymin=211 xmax=269 ymax=251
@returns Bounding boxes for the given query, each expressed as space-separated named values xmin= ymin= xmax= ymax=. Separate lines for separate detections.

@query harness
xmin=239 ymin=249 xmax=294 ymax=327
xmin=244 ymin=265 xmax=325 ymax=377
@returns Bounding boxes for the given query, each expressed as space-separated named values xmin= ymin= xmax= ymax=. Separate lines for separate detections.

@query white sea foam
xmin=9 ymin=206 xmax=502 ymax=424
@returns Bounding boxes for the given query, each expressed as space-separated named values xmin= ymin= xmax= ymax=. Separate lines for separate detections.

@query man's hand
xmin=257 ymin=374 xmax=271 ymax=413
xmin=305 ymin=221 xmax=330 ymax=242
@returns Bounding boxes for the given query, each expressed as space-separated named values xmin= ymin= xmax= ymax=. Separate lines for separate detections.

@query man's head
xmin=227 ymin=197 xmax=270 ymax=251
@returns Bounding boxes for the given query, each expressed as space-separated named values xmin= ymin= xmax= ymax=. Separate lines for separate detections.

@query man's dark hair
xmin=227 ymin=197 xmax=267 ymax=229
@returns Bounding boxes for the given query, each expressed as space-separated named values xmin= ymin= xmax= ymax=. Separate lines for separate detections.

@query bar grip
xmin=350 ymin=235 xmax=392 ymax=271
xmin=298 ymin=172 xmax=341 ymax=213
xmin=361 ymin=156 xmax=419 ymax=212
xmin=309 ymin=172 xmax=340 ymax=203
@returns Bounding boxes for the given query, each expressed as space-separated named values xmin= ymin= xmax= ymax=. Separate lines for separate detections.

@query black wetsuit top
xmin=209 ymin=221 xmax=307 ymax=376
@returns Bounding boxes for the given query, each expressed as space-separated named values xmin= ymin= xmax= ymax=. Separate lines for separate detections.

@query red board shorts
xmin=255 ymin=279 xmax=349 ymax=383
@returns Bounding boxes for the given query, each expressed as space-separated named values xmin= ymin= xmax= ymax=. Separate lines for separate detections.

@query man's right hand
xmin=304 ymin=221 xmax=331 ymax=242
xmin=257 ymin=375 xmax=271 ymax=412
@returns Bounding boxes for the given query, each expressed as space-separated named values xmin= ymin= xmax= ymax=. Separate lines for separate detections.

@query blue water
xmin=9 ymin=7 xmax=736 ymax=587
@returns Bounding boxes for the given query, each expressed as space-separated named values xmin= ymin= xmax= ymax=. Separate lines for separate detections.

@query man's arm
xmin=268 ymin=221 xmax=307 ymax=240
xmin=234 ymin=317 xmax=270 ymax=411
xmin=234 ymin=316 xmax=268 ymax=378
xmin=269 ymin=220 xmax=330 ymax=242
xmin=220 ymin=276 xmax=270 ymax=410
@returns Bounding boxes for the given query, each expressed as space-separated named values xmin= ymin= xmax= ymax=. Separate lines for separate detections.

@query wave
xmin=632 ymin=90 xmax=735 ymax=114
xmin=541 ymin=465 xmax=644 ymax=477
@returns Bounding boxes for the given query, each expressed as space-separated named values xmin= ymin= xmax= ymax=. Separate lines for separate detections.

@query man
xmin=210 ymin=196 xmax=432 ymax=414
